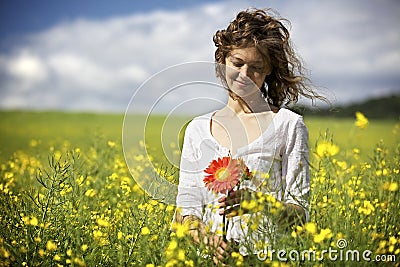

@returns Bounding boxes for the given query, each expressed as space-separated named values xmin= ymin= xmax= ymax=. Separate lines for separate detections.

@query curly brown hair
xmin=213 ymin=8 xmax=324 ymax=107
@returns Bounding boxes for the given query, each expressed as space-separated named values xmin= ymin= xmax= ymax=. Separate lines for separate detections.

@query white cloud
xmin=7 ymin=51 xmax=47 ymax=82
xmin=0 ymin=0 xmax=399 ymax=112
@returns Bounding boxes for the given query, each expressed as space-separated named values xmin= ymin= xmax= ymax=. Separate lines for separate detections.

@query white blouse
xmin=176 ymin=108 xmax=310 ymax=254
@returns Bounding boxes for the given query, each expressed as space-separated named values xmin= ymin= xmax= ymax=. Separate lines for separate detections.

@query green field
xmin=0 ymin=111 xmax=398 ymax=162
xmin=0 ymin=111 xmax=399 ymax=266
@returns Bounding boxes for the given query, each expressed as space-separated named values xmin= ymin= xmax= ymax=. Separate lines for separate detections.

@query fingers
xmin=207 ymin=235 xmax=231 ymax=265
xmin=218 ymin=189 xmax=244 ymax=207
xmin=224 ymin=205 xmax=241 ymax=217
xmin=218 ymin=189 xmax=250 ymax=216
xmin=213 ymin=255 xmax=228 ymax=266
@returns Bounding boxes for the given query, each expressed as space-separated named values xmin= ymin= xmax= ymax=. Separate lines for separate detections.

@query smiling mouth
xmin=235 ymin=79 xmax=253 ymax=87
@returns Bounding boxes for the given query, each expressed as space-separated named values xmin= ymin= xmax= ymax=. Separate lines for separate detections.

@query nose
xmin=239 ymin=65 xmax=250 ymax=78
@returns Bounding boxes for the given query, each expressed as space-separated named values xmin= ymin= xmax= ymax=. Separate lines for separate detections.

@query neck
xmin=227 ymin=90 xmax=271 ymax=115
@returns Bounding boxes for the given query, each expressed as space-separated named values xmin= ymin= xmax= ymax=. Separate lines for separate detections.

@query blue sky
xmin=0 ymin=0 xmax=399 ymax=113
xmin=0 ymin=0 xmax=216 ymax=44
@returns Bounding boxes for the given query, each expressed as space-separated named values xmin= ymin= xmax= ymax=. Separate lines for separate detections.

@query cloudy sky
xmin=0 ymin=0 xmax=399 ymax=114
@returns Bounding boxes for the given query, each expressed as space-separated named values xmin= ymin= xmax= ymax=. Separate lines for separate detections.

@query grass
xmin=0 ymin=111 xmax=397 ymax=162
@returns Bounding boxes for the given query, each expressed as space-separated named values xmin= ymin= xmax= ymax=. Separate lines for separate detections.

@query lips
xmin=235 ymin=79 xmax=251 ymax=86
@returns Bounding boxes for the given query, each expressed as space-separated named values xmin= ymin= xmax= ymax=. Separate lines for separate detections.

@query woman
xmin=174 ymin=8 xmax=323 ymax=264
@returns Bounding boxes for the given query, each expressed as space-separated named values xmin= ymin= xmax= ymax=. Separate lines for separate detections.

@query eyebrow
xmin=229 ymin=55 xmax=264 ymax=65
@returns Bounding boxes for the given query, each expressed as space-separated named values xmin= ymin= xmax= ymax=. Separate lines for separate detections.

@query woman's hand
xmin=181 ymin=215 xmax=232 ymax=265
xmin=218 ymin=188 xmax=252 ymax=217
xmin=203 ymin=233 xmax=232 ymax=266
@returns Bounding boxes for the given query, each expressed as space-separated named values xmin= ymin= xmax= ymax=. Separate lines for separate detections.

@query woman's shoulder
xmin=185 ymin=111 xmax=214 ymax=132
xmin=277 ymin=108 xmax=305 ymax=125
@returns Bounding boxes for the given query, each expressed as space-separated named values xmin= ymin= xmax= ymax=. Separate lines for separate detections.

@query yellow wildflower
xmin=38 ymin=249 xmax=45 ymax=257
xmin=84 ymin=189 xmax=96 ymax=197
xmin=388 ymin=182 xmax=398 ymax=192
xmin=313 ymin=228 xmax=333 ymax=243
xmin=184 ymin=260 xmax=195 ymax=267
xmin=355 ymin=111 xmax=368 ymax=129
xmin=178 ymin=249 xmax=185 ymax=261
xmin=118 ymin=231 xmax=123 ymax=240
xmin=241 ymin=199 xmax=258 ymax=211
xmin=172 ymin=222 xmax=189 ymax=238
xmin=316 ymin=142 xmax=339 ymax=157
xmin=46 ymin=240 xmax=57 ymax=251
xmin=81 ymin=244 xmax=88 ymax=252
xmin=96 ymin=218 xmax=111 ymax=227
xmin=53 ymin=254 xmax=61 ymax=261
xmin=93 ymin=230 xmax=103 ymax=238
xmin=305 ymin=222 xmax=317 ymax=234
xmin=358 ymin=200 xmax=375 ymax=215
xmin=30 ymin=216 xmax=38 ymax=226
xmin=73 ymin=257 xmax=86 ymax=267
xmin=107 ymin=141 xmax=116 ymax=148
xmin=30 ymin=139 xmax=38 ymax=147
xmin=141 ymin=227 xmax=150 ymax=235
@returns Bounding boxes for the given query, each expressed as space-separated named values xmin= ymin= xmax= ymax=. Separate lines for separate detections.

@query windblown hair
xmin=213 ymin=8 xmax=325 ymax=107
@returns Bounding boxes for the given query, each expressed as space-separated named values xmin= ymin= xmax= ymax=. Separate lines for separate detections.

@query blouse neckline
xmin=207 ymin=108 xmax=283 ymax=156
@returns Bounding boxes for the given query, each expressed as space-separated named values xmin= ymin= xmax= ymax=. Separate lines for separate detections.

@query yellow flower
xmin=84 ymin=189 xmax=96 ymax=197
xmin=93 ymin=230 xmax=103 ymax=238
xmin=316 ymin=142 xmax=339 ymax=157
xmin=30 ymin=139 xmax=38 ymax=147
xmin=38 ymin=249 xmax=45 ymax=257
xmin=117 ymin=231 xmax=123 ymax=240
xmin=336 ymin=161 xmax=347 ymax=170
xmin=53 ymin=254 xmax=61 ymax=261
xmin=107 ymin=141 xmax=116 ymax=148
xmin=358 ymin=200 xmax=375 ymax=215
xmin=241 ymin=199 xmax=258 ymax=211
xmin=27 ymin=216 xmax=39 ymax=226
xmin=305 ymin=222 xmax=317 ymax=234
xmin=96 ymin=218 xmax=111 ymax=227
xmin=46 ymin=240 xmax=57 ymax=251
xmin=67 ymin=249 xmax=72 ymax=256
xmin=291 ymin=231 xmax=297 ymax=238
xmin=81 ymin=244 xmax=88 ymax=252
xmin=388 ymin=182 xmax=398 ymax=192
xmin=73 ymin=257 xmax=86 ymax=267
xmin=184 ymin=260 xmax=195 ymax=267
xmin=355 ymin=111 xmax=368 ymax=129
xmin=168 ymin=239 xmax=178 ymax=251
xmin=313 ymin=228 xmax=332 ymax=243
xmin=171 ymin=222 xmax=189 ymax=238
xmin=141 ymin=227 xmax=150 ymax=235
xmin=178 ymin=249 xmax=185 ymax=261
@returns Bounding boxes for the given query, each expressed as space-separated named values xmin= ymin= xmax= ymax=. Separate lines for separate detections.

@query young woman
xmin=174 ymin=8 xmax=324 ymax=264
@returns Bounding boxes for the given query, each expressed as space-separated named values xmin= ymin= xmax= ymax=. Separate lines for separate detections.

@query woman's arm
xmin=173 ymin=120 xmax=231 ymax=264
xmin=173 ymin=211 xmax=231 ymax=265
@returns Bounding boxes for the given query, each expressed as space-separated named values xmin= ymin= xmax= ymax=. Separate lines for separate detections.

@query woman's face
xmin=225 ymin=47 xmax=271 ymax=97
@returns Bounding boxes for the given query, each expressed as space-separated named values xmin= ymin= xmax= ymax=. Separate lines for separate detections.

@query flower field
xmin=0 ymin=111 xmax=399 ymax=266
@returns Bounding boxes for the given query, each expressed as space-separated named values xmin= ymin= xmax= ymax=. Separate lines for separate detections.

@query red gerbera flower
xmin=203 ymin=156 xmax=250 ymax=194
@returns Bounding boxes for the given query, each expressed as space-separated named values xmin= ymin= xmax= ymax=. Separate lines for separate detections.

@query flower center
xmin=215 ymin=167 xmax=231 ymax=181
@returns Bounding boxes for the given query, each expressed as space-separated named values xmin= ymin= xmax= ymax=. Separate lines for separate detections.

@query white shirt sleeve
xmin=175 ymin=122 xmax=205 ymax=220
xmin=281 ymin=116 xmax=310 ymax=218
